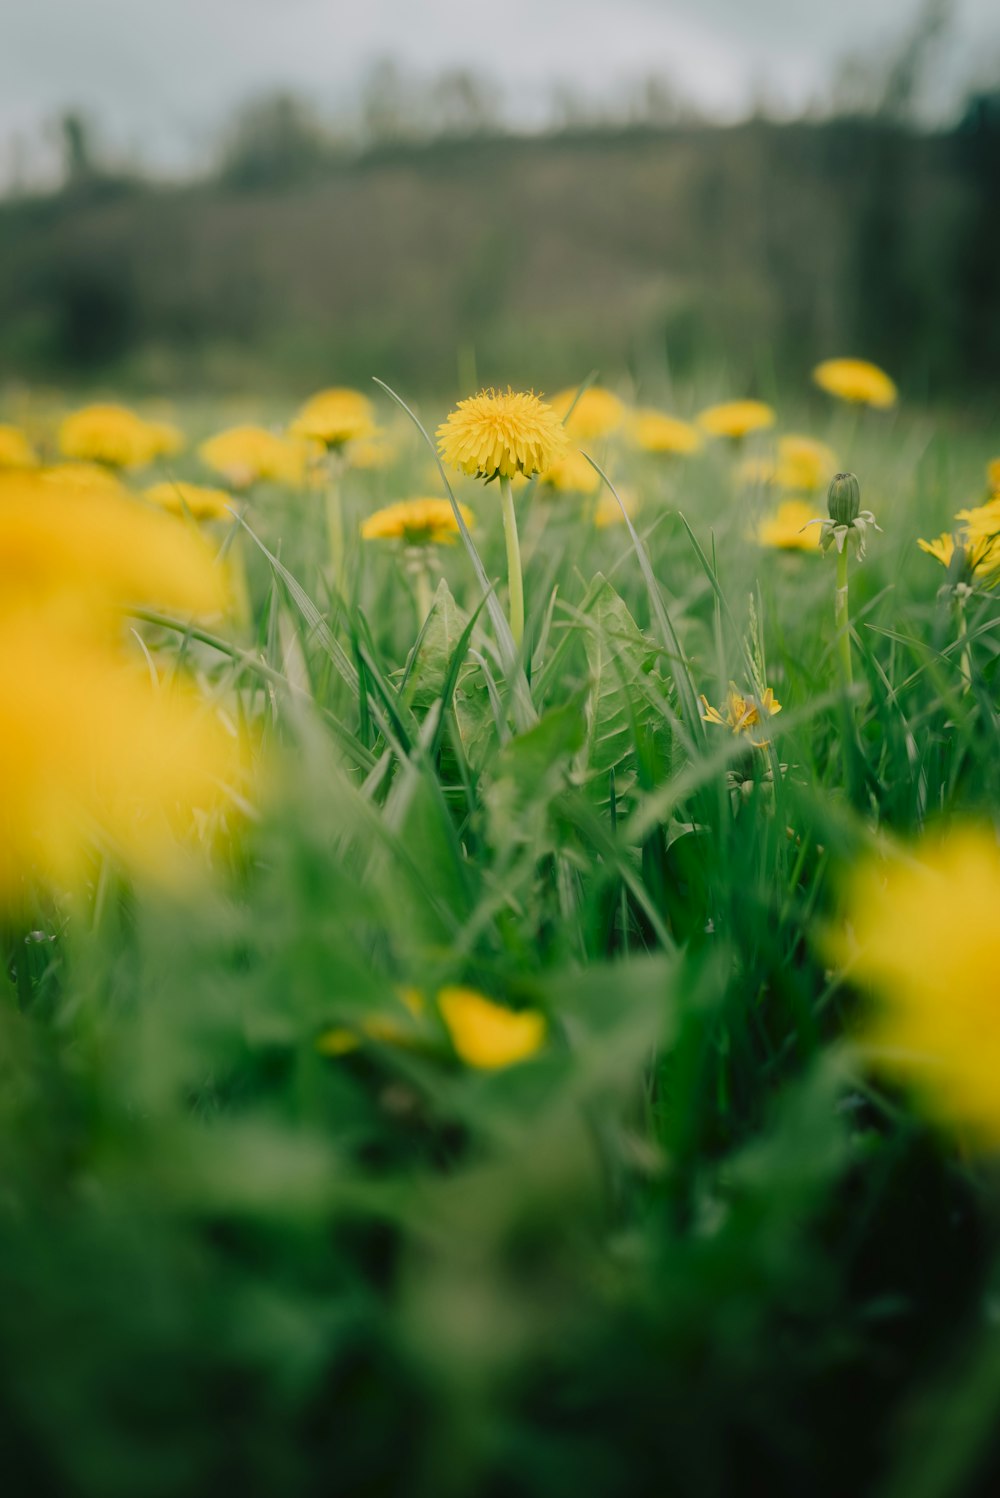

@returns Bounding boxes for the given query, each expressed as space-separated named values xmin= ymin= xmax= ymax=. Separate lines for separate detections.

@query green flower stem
xmin=499 ymin=474 xmax=525 ymax=651
xmin=325 ymin=461 xmax=346 ymax=597
xmin=835 ymin=544 xmax=853 ymax=693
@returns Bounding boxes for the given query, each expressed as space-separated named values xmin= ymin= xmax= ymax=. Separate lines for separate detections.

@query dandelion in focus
xmin=697 ymin=400 xmax=776 ymax=440
xmin=813 ymin=359 xmax=897 ymax=409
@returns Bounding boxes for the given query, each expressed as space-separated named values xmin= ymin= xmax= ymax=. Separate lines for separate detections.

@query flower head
xmin=628 ymin=409 xmax=703 ymax=456
xmin=537 ymin=449 xmax=601 ymax=495
xmin=773 ymin=435 xmax=837 ymax=492
xmin=58 ymin=404 xmax=164 ymax=469
xmin=145 ymin=481 xmax=236 ymax=522
xmin=437 ymin=388 xmax=568 ymax=482
xmin=830 ymin=827 xmax=1000 ymax=1148
xmin=697 ymin=400 xmax=776 ymax=440
xmin=437 ymin=987 xmax=547 ymax=1070
xmin=700 ymin=682 xmax=782 ymax=744
xmin=814 ymin=471 xmax=880 ymax=557
xmin=756 ymin=499 xmax=823 ymax=551
xmin=290 ymin=387 xmax=376 ymax=449
xmin=550 ymin=385 xmax=625 ymax=440
xmin=0 ymin=424 xmax=39 ymax=470
xmin=813 ymin=358 xmax=897 ymax=409
xmin=361 ymin=497 xmax=473 ymax=546
xmin=199 ymin=425 xmax=314 ymax=488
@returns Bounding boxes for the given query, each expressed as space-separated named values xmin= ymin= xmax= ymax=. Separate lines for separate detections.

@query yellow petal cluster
xmin=437 ymin=388 xmax=568 ymax=482
xmin=756 ymin=499 xmax=822 ymax=551
xmin=360 ymin=497 xmax=474 ymax=545
xmin=549 ymin=386 xmax=625 ymax=440
xmin=290 ymin=387 xmax=376 ymax=448
xmin=831 ymin=828 xmax=1000 ymax=1148
xmin=918 ymin=498 xmax=1000 ymax=582
xmin=58 ymin=403 xmax=170 ymax=469
xmin=0 ymin=424 xmax=39 ymax=469
xmin=199 ymin=425 xmax=314 ymax=488
xmin=700 ymin=682 xmax=782 ymax=741
xmin=145 ymin=481 xmax=236 ymax=522
xmin=813 ymin=358 xmax=897 ymax=409
xmin=697 ymin=400 xmax=776 ymax=440
xmin=628 ymin=409 xmax=703 ymax=456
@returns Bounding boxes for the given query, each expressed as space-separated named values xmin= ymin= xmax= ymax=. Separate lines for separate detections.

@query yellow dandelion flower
xmin=697 ymin=400 xmax=776 ymax=440
xmin=198 ymin=425 xmax=311 ymax=489
xmin=831 ymin=827 xmax=1000 ymax=1148
xmin=700 ymin=682 xmax=782 ymax=741
xmin=58 ymin=403 xmax=163 ymax=469
xmin=437 ymin=388 xmax=568 ymax=482
xmin=955 ymin=497 xmax=1000 ymax=547
xmin=144 ymin=481 xmax=236 ymax=522
xmin=290 ymin=387 xmax=376 ymax=449
xmin=0 ymin=424 xmax=38 ymax=470
xmin=360 ymin=497 xmax=474 ymax=545
xmin=987 ymin=458 xmax=1000 ymax=495
xmin=918 ymin=533 xmax=957 ymax=568
xmin=594 ymin=486 xmax=639 ymax=528
xmin=145 ymin=419 xmax=186 ymax=459
xmin=756 ymin=499 xmax=822 ymax=551
xmin=36 ymin=462 xmax=128 ymax=497
xmin=549 ymin=386 xmax=625 ymax=441
xmin=537 ymin=449 xmax=601 ymax=495
xmin=628 ymin=408 xmax=703 ymax=456
xmin=813 ymin=358 xmax=897 ymax=409
xmin=918 ymin=528 xmax=1000 ymax=581
xmin=437 ymin=986 xmax=547 ymax=1070
xmin=774 ymin=435 xmax=837 ymax=492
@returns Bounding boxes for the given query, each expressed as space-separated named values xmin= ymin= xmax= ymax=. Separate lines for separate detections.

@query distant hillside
xmin=0 ymin=116 xmax=996 ymax=399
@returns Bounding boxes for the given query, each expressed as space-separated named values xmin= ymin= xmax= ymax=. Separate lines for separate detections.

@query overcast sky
xmin=2 ymin=0 xmax=999 ymax=182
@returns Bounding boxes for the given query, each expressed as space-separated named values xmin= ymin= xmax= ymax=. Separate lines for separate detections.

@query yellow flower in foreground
xmin=756 ymin=499 xmax=822 ymax=551
xmin=697 ymin=400 xmax=776 ymax=440
xmin=700 ymin=682 xmax=782 ymax=741
xmin=537 ymin=449 xmax=601 ymax=494
xmin=438 ymin=388 xmax=568 ymax=481
xmin=0 ymin=424 xmax=38 ymax=469
xmin=438 ymin=987 xmax=547 ymax=1070
xmin=549 ymin=385 xmax=625 ymax=440
xmin=145 ymin=481 xmax=236 ymax=522
xmin=58 ymin=404 xmax=163 ymax=469
xmin=594 ymin=486 xmax=638 ymax=528
xmin=813 ymin=358 xmax=897 ymax=409
xmin=988 ymin=458 xmax=1000 ymax=494
xmin=199 ymin=425 xmax=311 ymax=489
xmin=832 ymin=828 xmax=1000 ymax=1147
xmin=361 ymin=497 xmax=474 ymax=545
xmin=290 ymin=387 xmax=377 ymax=449
xmin=628 ymin=409 xmax=703 ymax=456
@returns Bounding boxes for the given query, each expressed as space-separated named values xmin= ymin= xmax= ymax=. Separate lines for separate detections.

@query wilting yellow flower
xmin=437 ymin=987 xmax=546 ymax=1070
xmin=628 ymin=409 xmax=703 ymax=456
xmin=537 ymin=449 xmax=601 ymax=494
xmin=700 ymin=682 xmax=782 ymax=741
xmin=549 ymin=386 xmax=625 ymax=440
xmin=756 ymin=499 xmax=822 ymax=551
xmin=0 ymin=424 xmax=38 ymax=469
xmin=291 ymin=388 xmax=376 ymax=449
xmin=58 ymin=404 xmax=164 ymax=469
xmin=813 ymin=358 xmax=897 ymax=409
xmin=988 ymin=458 xmax=1000 ymax=495
xmin=594 ymin=486 xmax=638 ymax=528
xmin=831 ymin=827 xmax=1000 ymax=1147
xmin=36 ymin=462 xmax=128 ymax=497
xmin=145 ymin=481 xmax=235 ymax=522
xmin=361 ymin=497 xmax=473 ymax=545
xmin=437 ymin=388 xmax=568 ymax=482
xmin=199 ymin=425 xmax=312 ymax=489
xmin=697 ymin=400 xmax=776 ymax=440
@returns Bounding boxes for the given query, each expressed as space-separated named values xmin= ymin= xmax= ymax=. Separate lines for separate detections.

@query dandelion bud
xmin=827 ymin=472 xmax=861 ymax=527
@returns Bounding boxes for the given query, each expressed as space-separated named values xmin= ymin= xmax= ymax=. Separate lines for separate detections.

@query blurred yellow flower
xmin=628 ymin=409 xmax=703 ymax=456
xmin=550 ymin=386 xmax=625 ymax=440
xmin=145 ymin=481 xmax=236 ymax=522
xmin=291 ymin=388 xmax=376 ymax=448
xmin=955 ymin=497 xmax=1000 ymax=548
xmin=697 ymin=400 xmax=776 ymax=440
xmin=831 ymin=828 xmax=1000 ymax=1147
xmin=756 ymin=499 xmax=822 ymax=551
xmin=36 ymin=462 xmax=128 ymax=497
xmin=146 ymin=419 xmax=186 ymax=459
xmin=437 ymin=987 xmax=547 ymax=1070
xmin=537 ymin=449 xmax=601 ymax=494
xmin=594 ymin=486 xmax=638 ymax=528
xmin=58 ymin=404 xmax=164 ymax=469
xmin=0 ymin=424 xmax=38 ymax=470
xmin=198 ymin=425 xmax=312 ymax=488
xmin=988 ymin=458 xmax=1000 ymax=494
xmin=813 ymin=358 xmax=897 ymax=409
xmin=360 ymin=497 xmax=473 ymax=545
xmin=918 ymin=527 xmax=1000 ymax=582
xmin=346 ymin=433 xmax=396 ymax=470
xmin=775 ymin=435 xmax=837 ymax=491
xmin=437 ymin=388 xmax=567 ymax=481
xmin=700 ymin=682 xmax=782 ymax=740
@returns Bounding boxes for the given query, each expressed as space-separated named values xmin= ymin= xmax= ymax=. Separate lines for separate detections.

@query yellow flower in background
xmin=918 ymin=528 xmax=1000 ymax=582
xmin=36 ymin=462 xmax=128 ymax=497
xmin=594 ymin=486 xmax=638 ymax=528
xmin=346 ymin=433 xmax=396 ymax=470
xmin=756 ymin=499 xmax=822 ymax=551
xmin=549 ymin=386 xmax=625 ymax=441
xmin=361 ymin=497 xmax=474 ymax=545
xmin=290 ymin=387 xmax=376 ymax=449
xmin=813 ymin=358 xmax=897 ymax=409
xmin=700 ymin=682 xmax=782 ymax=740
xmin=0 ymin=424 xmax=38 ymax=470
xmin=955 ymin=497 xmax=1000 ymax=547
xmin=988 ymin=458 xmax=1000 ymax=494
xmin=628 ymin=409 xmax=703 ymax=456
xmin=145 ymin=419 xmax=186 ymax=459
xmin=198 ymin=425 xmax=312 ymax=488
xmin=437 ymin=388 xmax=568 ymax=481
xmin=917 ymin=532 xmax=957 ymax=569
xmin=774 ymin=435 xmax=838 ymax=492
xmin=832 ymin=828 xmax=1000 ymax=1148
xmin=537 ymin=449 xmax=601 ymax=494
xmin=437 ymin=987 xmax=547 ymax=1070
xmin=697 ymin=400 xmax=776 ymax=440
xmin=145 ymin=481 xmax=236 ymax=522
xmin=58 ymin=404 xmax=164 ymax=469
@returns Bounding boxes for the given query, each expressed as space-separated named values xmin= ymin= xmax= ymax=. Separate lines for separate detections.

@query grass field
xmin=2 ymin=371 xmax=1000 ymax=1497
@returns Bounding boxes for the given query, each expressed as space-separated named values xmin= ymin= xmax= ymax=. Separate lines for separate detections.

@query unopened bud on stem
xmin=828 ymin=472 xmax=861 ymax=526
